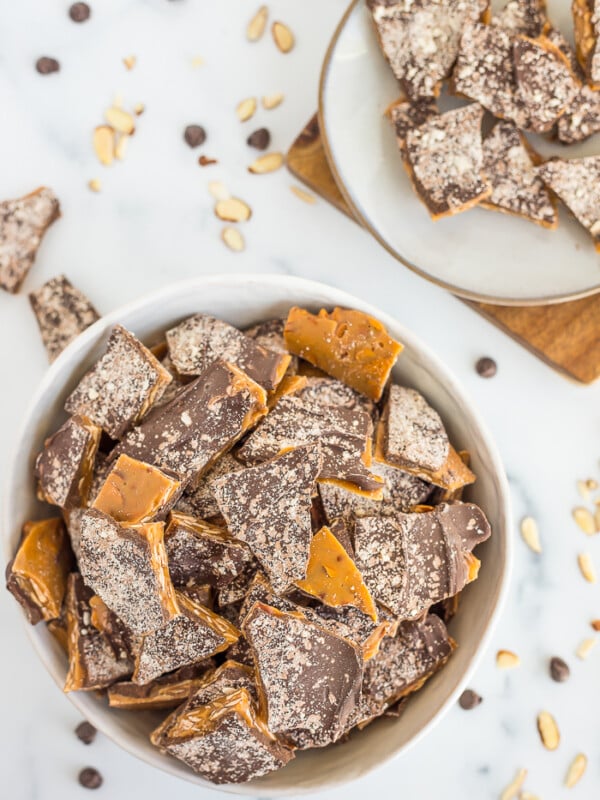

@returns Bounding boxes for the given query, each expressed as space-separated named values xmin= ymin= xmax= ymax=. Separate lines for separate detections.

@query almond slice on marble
xmin=215 ymin=197 xmax=252 ymax=223
xmin=262 ymin=92 xmax=284 ymax=110
xmin=576 ymin=637 xmax=597 ymax=660
xmin=221 ymin=226 xmax=245 ymax=252
xmin=88 ymin=178 xmax=102 ymax=193
xmin=573 ymin=507 xmax=596 ymax=535
xmin=247 ymin=6 xmax=268 ymax=41
xmin=537 ymin=711 xmax=560 ymax=750
xmin=565 ymin=753 xmax=587 ymax=788
xmin=520 ymin=516 xmax=542 ymax=554
xmin=290 ymin=185 xmax=317 ymax=204
xmin=496 ymin=649 xmax=520 ymax=669
xmin=595 ymin=507 xmax=600 ymax=533
xmin=208 ymin=181 xmax=229 ymax=201
xmin=272 ymin=21 xmax=294 ymax=53
xmin=248 ymin=151 xmax=284 ymax=173
xmin=115 ymin=134 xmax=129 ymax=161
xmin=499 ymin=768 xmax=527 ymax=800
xmin=520 ymin=794 xmax=540 ymax=800
xmin=105 ymin=107 xmax=135 ymax=135
xmin=93 ymin=125 xmax=115 ymax=166
xmin=578 ymin=552 xmax=597 ymax=583
xmin=123 ymin=55 xmax=136 ymax=70
xmin=134 ymin=103 xmax=145 ymax=116
xmin=237 ymin=97 xmax=257 ymax=122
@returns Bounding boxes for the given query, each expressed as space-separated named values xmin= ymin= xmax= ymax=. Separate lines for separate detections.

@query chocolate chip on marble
xmin=78 ymin=767 xmax=103 ymax=789
xmin=75 ymin=721 xmax=97 ymax=745
xmin=458 ymin=689 xmax=483 ymax=710
xmin=69 ymin=3 xmax=91 ymax=22
xmin=36 ymin=57 xmax=60 ymax=75
xmin=184 ymin=125 xmax=206 ymax=148
xmin=247 ymin=127 xmax=271 ymax=150
xmin=475 ymin=356 xmax=497 ymax=378
xmin=549 ymin=656 xmax=570 ymax=683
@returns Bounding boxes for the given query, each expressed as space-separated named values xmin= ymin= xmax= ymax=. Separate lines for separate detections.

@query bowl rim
xmin=2 ymin=272 xmax=513 ymax=796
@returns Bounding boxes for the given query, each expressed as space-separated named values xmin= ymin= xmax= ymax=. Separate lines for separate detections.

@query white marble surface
xmin=0 ymin=2 xmax=599 ymax=799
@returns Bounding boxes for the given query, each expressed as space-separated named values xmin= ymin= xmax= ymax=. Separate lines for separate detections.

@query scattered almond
xmin=191 ymin=56 xmax=204 ymax=67
xmin=248 ymin=151 xmax=284 ymax=174
xmin=577 ymin=480 xmax=590 ymax=502
xmin=113 ymin=92 xmax=124 ymax=108
xmin=520 ymin=516 xmax=542 ymax=554
xmin=586 ymin=478 xmax=598 ymax=490
xmin=565 ymin=753 xmax=587 ymax=788
xmin=93 ymin=125 xmax=115 ymax=166
xmin=576 ymin=637 xmax=597 ymax=660
xmin=500 ymin=768 xmax=527 ymax=800
xmin=537 ymin=711 xmax=560 ymax=750
xmin=208 ymin=181 xmax=229 ymax=200
xmin=272 ymin=21 xmax=294 ymax=53
xmin=237 ymin=97 xmax=257 ymax=122
xmin=105 ymin=107 xmax=135 ymax=135
xmin=262 ymin=92 xmax=284 ymax=110
xmin=291 ymin=185 xmax=317 ymax=204
xmin=573 ymin=507 xmax=596 ymax=535
xmin=595 ymin=506 xmax=600 ymax=533
xmin=215 ymin=197 xmax=252 ymax=223
xmin=88 ymin=178 xmax=102 ymax=193
xmin=520 ymin=794 xmax=540 ymax=800
xmin=221 ymin=226 xmax=245 ymax=252
xmin=591 ymin=619 xmax=600 ymax=631
xmin=134 ymin=103 xmax=145 ymax=116
xmin=247 ymin=5 xmax=268 ymax=42
xmin=578 ymin=552 xmax=597 ymax=583
xmin=115 ymin=134 xmax=129 ymax=161
xmin=496 ymin=649 xmax=520 ymax=669
xmin=123 ymin=55 xmax=136 ymax=70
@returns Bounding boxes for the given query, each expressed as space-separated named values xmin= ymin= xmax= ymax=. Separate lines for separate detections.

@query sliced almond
xmin=134 ymin=102 xmax=145 ymax=116
xmin=221 ymin=226 xmax=245 ymax=252
xmin=577 ymin=480 xmax=591 ymax=502
xmin=573 ymin=507 xmax=596 ymax=535
xmin=191 ymin=55 xmax=204 ymax=67
xmin=578 ymin=552 xmax=597 ymax=583
xmin=105 ymin=107 xmax=135 ymax=135
xmin=123 ymin=55 xmax=136 ymax=70
xmin=520 ymin=794 xmax=540 ymax=800
xmin=215 ymin=197 xmax=252 ymax=223
xmin=586 ymin=478 xmax=598 ymax=490
xmin=248 ymin=151 xmax=284 ymax=174
xmin=576 ymin=637 xmax=597 ymax=660
xmin=88 ymin=178 xmax=102 ymax=193
xmin=565 ymin=753 xmax=587 ymax=788
xmin=520 ymin=516 xmax=542 ymax=554
xmin=500 ymin=768 xmax=527 ymax=800
xmin=496 ymin=649 xmax=520 ymax=669
xmin=208 ymin=181 xmax=229 ymax=200
xmin=291 ymin=185 xmax=317 ymax=204
xmin=237 ymin=97 xmax=257 ymax=122
xmin=113 ymin=92 xmax=124 ymax=108
xmin=595 ymin=506 xmax=600 ymax=533
xmin=591 ymin=619 xmax=600 ymax=631
xmin=115 ymin=134 xmax=129 ymax=161
xmin=262 ymin=92 xmax=284 ymax=110
xmin=247 ymin=5 xmax=268 ymax=41
xmin=537 ymin=711 xmax=560 ymax=750
xmin=272 ymin=21 xmax=294 ymax=53
xmin=93 ymin=125 xmax=115 ymax=166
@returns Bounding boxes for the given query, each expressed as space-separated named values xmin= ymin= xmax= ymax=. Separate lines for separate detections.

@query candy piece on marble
xmin=0 ymin=187 xmax=60 ymax=294
xmin=166 ymin=313 xmax=290 ymax=390
xmin=65 ymin=325 xmax=172 ymax=439
xmin=151 ymin=687 xmax=294 ymax=784
xmin=173 ymin=452 xmax=243 ymax=522
xmin=244 ymin=317 xmax=298 ymax=373
xmin=112 ymin=360 xmax=267 ymax=483
xmin=78 ymin=509 xmax=179 ymax=635
xmin=108 ymin=662 xmax=216 ymax=710
xmin=573 ymin=0 xmax=600 ymax=87
xmin=212 ymin=445 xmax=322 ymax=594
xmin=35 ymin=415 xmax=101 ymax=509
xmin=283 ymin=307 xmax=402 ymax=402
xmin=242 ymin=602 xmax=363 ymax=748
xmin=491 ymin=0 xmax=547 ymax=36
xmin=92 ymin=454 xmax=181 ymax=524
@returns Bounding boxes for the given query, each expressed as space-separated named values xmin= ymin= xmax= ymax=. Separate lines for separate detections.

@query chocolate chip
xmin=69 ymin=3 xmax=91 ymax=22
xmin=36 ymin=57 xmax=60 ymax=75
xmin=247 ymin=128 xmax=271 ymax=150
xmin=78 ymin=767 xmax=103 ymax=789
xmin=458 ymin=689 xmax=482 ymax=709
xmin=475 ymin=357 xmax=497 ymax=378
xmin=75 ymin=721 xmax=97 ymax=745
xmin=549 ymin=656 xmax=570 ymax=683
xmin=184 ymin=125 xmax=206 ymax=148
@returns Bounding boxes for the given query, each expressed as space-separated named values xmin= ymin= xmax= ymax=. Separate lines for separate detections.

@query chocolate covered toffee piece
xmin=537 ymin=156 xmax=600 ymax=250
xmin=64 ymin=574 xmax=134 ymax=692
xmin=284 ymin=307 xmax=402 ymax=402
xmin=35 ymin=415 xmax=101 ymax=509
xmin=184 ymin=660 xmax=258 ymax=709
xmin=78 ymin=509 xmax=179 ymax=635
xmin=354 ymin=502 xmax=490 ymax=618
xmin=113 ymin=360 xmax=267 ymax=483
xmin=166 ymin=314 xmax=290 ymax=390
xmin=243 ymin=602 xmax=363 ymax=748
xmin=151 ymin=687 xmax=294 ymax=783
xmin=558 ymin=84 xmax=600 ymax=143
xmin=491 ymin=0 xmax=547 ymax=36
xmin=92 ymin=454 xmax=181 ymax=524
xmin=6 ymin=518 xmax=73 ymax=624
xmin=404 ymin=103 xmax=490 ymax=219
xmin=296 ymin=376 xmax=377 ymax=420
xmin=245 ymin=317 xmax=298 ymax=374
xmin=65 ymin=325 xmax=172 ymax=439
xmin=0 ymin=187 xmax=60 ymax=293
xmin=165 ymin=513 xmax=251 ymax=588
xmin=386 ymin=96 xmax=439 ymax=158
xmin=481 ymin=121 xmax=557 ymax=227
xmin=108 ymin=663 xmax=215 ymax=710
xmin=573 ymin=0 xmax=600 ymax=87
xmin=212 ymin=445 xmax=322 ymax=593
xmin=367 ymin=0 xmax=489 ymax=99
xmin=173 ymin=452 xmax=243 ymax=522
xmin=133 ymin=591 xmax=239 ymax=684
xmin=29 ymin=275 xmax=100 ymax=362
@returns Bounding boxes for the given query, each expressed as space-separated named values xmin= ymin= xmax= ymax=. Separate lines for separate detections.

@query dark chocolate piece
xmin=78 ymin=767 xmax=103 ymax=790
xmin=549 ymin=656 xmax=570 ymax=683
xmin=108 ymin=662 xmax=215 ymax=710
xmin=458 ymin=688 xmax=482 ymax=709
xmin=558 ymin=84 xmax=600 ymax=144
xmin=475 ymin=356 xmax=498 ymax=377
xmin=184 ymin=660 xmax=258 ymax=709
xmin=36 ymin=57 xmax=60 ymax=75
xmin=184 ymin=125 xmax=206 ymax=147
xmin=75 ymin=721 xmax=97 ymax=744
xmin=173 ymin=452 xmax=243 ymax=522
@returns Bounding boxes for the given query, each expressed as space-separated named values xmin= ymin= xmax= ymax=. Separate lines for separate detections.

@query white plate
xmin=319 ymin=0 xmax=600 ymax=305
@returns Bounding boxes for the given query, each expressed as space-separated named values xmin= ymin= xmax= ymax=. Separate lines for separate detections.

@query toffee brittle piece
xmin=0 ymin=187 xmax=60 ymax=294
xmin=283 ymin=307 xmax=402 ymax=402
xmin=78 ymin=509 xmax=179 ymax=635
xmin=386 ymin=96 xmax=439 ymax=159
xmin=243 ymin=602 xmax=363 ymax=748
xmin=296 ymin=376 xmax=377 ymax=420
xmin=88 ymin=593 xmax=139 ymax=662
xmin=573 ymin=0 xmax=600 ymax=88
xmin=216 ymin=558 xmax=260 ymax=608
xmin=244 ymin=318 xmax=298 ymax=374
xmin=65 ymin=325 xmax=172 ymax=439
xmin=491 ymin=0 xmax=547 ymax=36
xmin=112 ymin=360 xmax=267 ymax=483
xmin=481 ymin=120 xmax=557 ymax=228
xmin=212 ymin=445 xmax=322 ymax=593
xmin=6 ymin=518 xmax=73 ymax=624
xmin=183 ymin=660 xmax=258 ymax=709
xmin=35 ymin=415 xmax=101 ymax=509
xmin=404 ymin=103 xmax=490 ymax=220
xmin=166 ymin=314 xmax=290 ymax=390
xmin=108 ymin=663 xmax=215 ymax=710
xmin=557 ymin=84 xmax=600 ymax=144
xmin=29 ymin=275 xmax=100 ymax=362
xmin=151 ymin=687 xmax=294 ymax=784
xmin=173 ymin=452 xmax=243 ymax=522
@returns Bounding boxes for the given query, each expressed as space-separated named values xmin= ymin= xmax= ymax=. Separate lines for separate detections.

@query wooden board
xmin=287 ymin=115 xmax=600 ymax=385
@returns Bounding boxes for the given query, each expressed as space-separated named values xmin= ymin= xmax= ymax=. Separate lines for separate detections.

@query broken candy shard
xmin=78 ymin=509 xmax=179 ymax=635
xmin=296 ymin=526 xmax=377 ymax=621
xmin=108 ymin=662 xmax=216 ymax=710
xmin=573 ymin=0 xmax=600 ymax=87
xmin=35 ymin=415 xmax=101 ymax=509
xmin=491 ymin=0 xmax=548 ymax=36
xmin=0 ymin=186 xmax=60 ymax=294
xmin=166 ymin=313 xmax=291 ymax=390
xmin=6 ymin=518 xmax=73 ymax=624
xmin=65 ymin=325 xmax=173 ymax=439
xmin=112 ymin=359 xmax=268 ymax=483
xmin=242 ymin=602 xmax=363 ymax=749
xmin=151 ymin=687 xmax=294 ymax=784
xmin=386 ymin=96 xmax=440 ymax=160
xmin=92 ymin=454 xmax=181 ymax=524
xmin=212 ymin=444 xmax=322 ymax=594
xmin=133 ymin=591 xmax=239 ymax=685
xmin=183 ymin=660 xmax=258 ymax=710
xmin=173 ymin=452 xmax=243 ymax=522
xmin=283 ymin=307 xmax=402 ymax=402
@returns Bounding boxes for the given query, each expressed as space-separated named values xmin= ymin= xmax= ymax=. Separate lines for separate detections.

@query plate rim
xmin=318 ymin=0 xmax=600 ymax=307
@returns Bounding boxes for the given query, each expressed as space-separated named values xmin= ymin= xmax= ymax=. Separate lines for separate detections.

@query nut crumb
xmin=576 ymin=637 xmax=597 ymax=660
xmin=537 ymin=711 xmax=560 ymax=750
xmin=123 ymin=55 xmax=136 ymax=70
xmin=262 ymin=93 xmax=284 ymax=110
xmin=237 ymin=98 xmax=257 ymax=122
xmin=247 ymin=6 xmax=268 ymax=42
xmin=496 ymin=649 xmax=520 ymax=669
xmin=520 ymin=516 xmax=542 ymax=554
xmin=573 ymin=506 xmax=596 ymax=535
xmin=500 ymin=767 xmax=527 ymax=800
xmin=565 ymin=753 xmax=587 ymax=788
xmin=578 ymin=552 xmax=597 ymax=583
xmin=290 ymin=186 xmax=316 ymax=204
xmin=88 ymin=179 xmax=102 ymax=193
xmin=248 ymin=152 xmax=284 ymax=174
xmin=272 ymin=21 xmax=294 ymax=53
xmin=221 ymin=227 xmax=245 ymax=252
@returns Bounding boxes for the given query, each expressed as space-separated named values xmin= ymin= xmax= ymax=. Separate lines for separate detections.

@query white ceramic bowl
xmin=2 ymin=274 xmax=512 ymax=796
